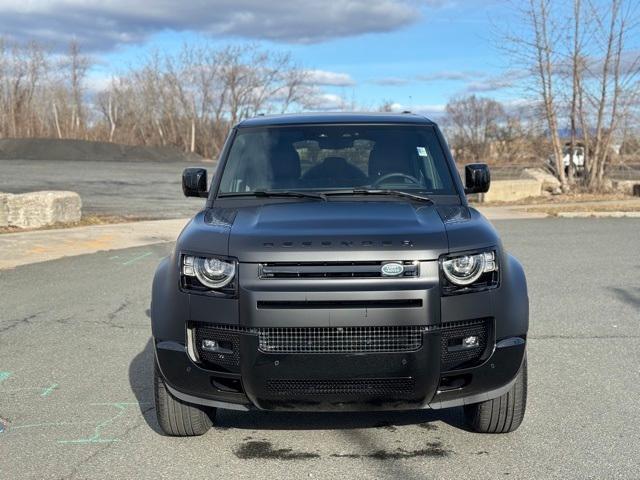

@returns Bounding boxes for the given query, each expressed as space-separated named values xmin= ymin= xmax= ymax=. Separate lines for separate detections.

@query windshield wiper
xmin=321 ymin=189 xmax=433 ymax=203
xmin=220 ymin=190 xmax=327 ymax=201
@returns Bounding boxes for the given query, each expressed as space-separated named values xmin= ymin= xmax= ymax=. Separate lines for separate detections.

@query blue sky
xmin=1 ymin=0 xmax=524 ymax=115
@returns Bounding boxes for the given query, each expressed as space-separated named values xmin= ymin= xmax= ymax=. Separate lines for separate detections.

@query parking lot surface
xmin=1 ymin=218 xmax=639 ymax=479
xmin=0 ymin=159 xmax=208 ymax=219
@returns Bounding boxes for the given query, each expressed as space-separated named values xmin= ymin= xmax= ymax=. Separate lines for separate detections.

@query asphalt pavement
xmin=1 ymin=218 xmax=639 ymax=479
xmin=0 ymin=159 xmax=209 ymax=219
xmin=0 ymin=159 xmax=551 ymax=222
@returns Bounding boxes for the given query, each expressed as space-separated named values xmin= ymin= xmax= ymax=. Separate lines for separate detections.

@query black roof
xmin=238 ymin=112 xmax=436 ymax=128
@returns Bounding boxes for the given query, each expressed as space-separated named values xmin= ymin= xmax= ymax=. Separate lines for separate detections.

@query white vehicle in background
xmin=548 ymin=143 xmax=585 ymax=175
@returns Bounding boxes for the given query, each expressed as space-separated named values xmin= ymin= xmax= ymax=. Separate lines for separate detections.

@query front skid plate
xmin=239 ymin=333 xmax=442 ymax=411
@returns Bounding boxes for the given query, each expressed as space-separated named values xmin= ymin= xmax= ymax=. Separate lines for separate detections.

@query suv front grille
xmin=257 ymin=299 xmax=422 ymax=310
xmin=258 ymin=326 xmax=426 ymax=353
xmin=259 ymin=261 xmax=418 ymax=279
xmin=266 ymin=378 xmax=415 ymax=395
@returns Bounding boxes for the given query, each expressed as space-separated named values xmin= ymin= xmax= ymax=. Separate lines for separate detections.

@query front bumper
xmin=154 ymin=330 xmax=526 ymax=412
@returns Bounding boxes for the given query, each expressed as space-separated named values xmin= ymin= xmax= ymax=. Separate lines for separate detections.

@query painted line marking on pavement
xmin=57 ymin=402 xmax=142 ymax=444
xmin=0 ymin=372 xmax=12 ymax=384
xmin=121 ymin=252 xmax=152 ymax=266
xmin=40 ymin=383 xmax=58 ymax=397
xmin=9 ymin=421 xmax=97 ymax=431
xmin=8 ymin=402 xmax=150 ymax=435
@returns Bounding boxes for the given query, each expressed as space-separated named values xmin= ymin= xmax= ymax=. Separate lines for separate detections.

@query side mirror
xmin=182 ymin=168 xmax=209 ymax=198
xmin=464 ymin=163 xmax=490 ymax=194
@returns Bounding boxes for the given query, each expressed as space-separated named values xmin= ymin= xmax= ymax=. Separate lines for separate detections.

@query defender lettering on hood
xmin=227 ymin=201 xmax=449 ymax=262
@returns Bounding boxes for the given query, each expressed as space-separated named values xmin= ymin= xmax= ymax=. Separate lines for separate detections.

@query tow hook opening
xmin=438 ymin=374 xmax=471 ymax=392
xmin=211 ymin=375 xmax=243 ymax=394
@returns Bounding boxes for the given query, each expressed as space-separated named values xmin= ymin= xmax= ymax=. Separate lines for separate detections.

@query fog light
xmin=202 ymin=339 xmax=219 ymax=352
xmin=463 ymin=336 xmax=479 ymax=348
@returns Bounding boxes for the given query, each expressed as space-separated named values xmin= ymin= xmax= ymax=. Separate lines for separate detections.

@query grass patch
xmin=523 ymin=203 xmax=640 ymax=216
xmin=474 ymin=192 xmax=636 ymax=207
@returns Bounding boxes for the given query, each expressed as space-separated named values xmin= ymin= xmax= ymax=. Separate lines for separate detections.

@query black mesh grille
xmin=260 ymin=261 xmax=418 ymax=279
xmin=192 ymin=321 xmax=491 ymax=369
xmin=266 ymin=378 xmax=415 ymax=395
xmin=258 ymin=326 xmax=425 ymax=353
xmin=440 ymin=319 xmax=490 ymax=371
xmin=257 ymin=299 xmax=422 ymax=310
xmin=194 ymin=326 xmax=241 ymax=367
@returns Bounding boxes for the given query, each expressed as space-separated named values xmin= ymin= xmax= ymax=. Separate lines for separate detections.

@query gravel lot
xmin=1 ymin=218 xmax=638 ymax=479
xmin=0 ymin=159 xmax=210 ymax=219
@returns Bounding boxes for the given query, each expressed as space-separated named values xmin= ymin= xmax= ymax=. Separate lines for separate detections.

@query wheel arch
xmin=494 ymin=253 xmax=529 ymax=339
xmin=151 ymin=254 xmax=189 ymax=342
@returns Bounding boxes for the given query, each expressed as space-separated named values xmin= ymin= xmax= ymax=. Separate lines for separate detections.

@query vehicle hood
xmin=176 ymin=202 xmax=500 ymax=263
xmin=227 ymin=201 xmax=449 ymax=262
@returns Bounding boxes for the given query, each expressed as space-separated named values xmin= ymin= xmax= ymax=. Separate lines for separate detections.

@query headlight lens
xmin=442 ymin=251 xmax=497 ymax=286
xmin=182 ymin=255 xmax=236 ymax=289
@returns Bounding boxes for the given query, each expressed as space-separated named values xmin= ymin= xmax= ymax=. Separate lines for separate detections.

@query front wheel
xmin=464 ymin=354 xmax=527 ymax=434
xmin=154 ymin=362 xmax=215 ymax=436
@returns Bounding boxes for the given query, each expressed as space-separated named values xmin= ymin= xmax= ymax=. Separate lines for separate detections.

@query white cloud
xmin=0 ymin=0 xmax=424 ymax=51
xmin=372 ymin=77 xmax=411 ymax=86
xmin=304 ymin=91 xmax=348 ymax=110
xmin=387 ymin=102 xmax=446 ymax=117
xmin=463 ymin=70 xmax=529 ymax=93
xmin=418 ymin=70 xmax=485 ymax=82
xmin=372 ymin=70 xmax=486 ymax=87
xmin=84 ymin=73 xmax=117 ymax=94
xmin=304 ymin=70 xmax=356 ymax=87
xmin=464 ymin=79 xmax=513 ymax=93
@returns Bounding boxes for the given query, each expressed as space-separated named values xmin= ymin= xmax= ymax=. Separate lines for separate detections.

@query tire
xmin=464 ymin=354 xmax=527 ymax=434
xmin=154 ymin=362 xmax=214 ymax=436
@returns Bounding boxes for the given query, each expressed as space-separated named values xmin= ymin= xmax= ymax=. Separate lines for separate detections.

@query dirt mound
xmin=0 ymin=138 xmax=204 ymax=162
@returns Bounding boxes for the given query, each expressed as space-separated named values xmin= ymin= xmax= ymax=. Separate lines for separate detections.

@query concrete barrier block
xmin=613 ymin=180 xmax=640 ymax=196
xmin=482 ymin=179 xmax=542 ymax=203
xmin=6 ymin=191 xmax=82 ymax=228
xmin=0 ymin=193 xmax=10 ymax=227
xmin=523 ymin=168 xmax=561 ymax=192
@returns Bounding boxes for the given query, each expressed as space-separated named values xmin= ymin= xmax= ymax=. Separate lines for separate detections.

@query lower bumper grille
xmin=192 ymin=319 xmax=492 ymax=372
xmin=440 ymin=319 xmax=490 ymax=371
xmin=266 ymin=378 xmax=415 ymax=396
xmin=258 ymin=326 xmax=425 ymax=353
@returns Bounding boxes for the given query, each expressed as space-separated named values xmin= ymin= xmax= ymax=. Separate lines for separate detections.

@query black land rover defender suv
xmin=151 ymin=113 xmax=528 ymax=436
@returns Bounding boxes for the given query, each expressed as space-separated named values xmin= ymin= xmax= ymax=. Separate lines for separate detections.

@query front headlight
xmin=441 ymin=250 xmax=498 ymax=294
xmin=182 ymin=255 xmax=236 ymax=291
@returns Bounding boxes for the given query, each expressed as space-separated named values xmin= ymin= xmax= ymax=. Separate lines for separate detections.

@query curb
xmin=556 ymin=211 xmax=640 ymax=218
xmin=0 ymin=218 xmax=189 ymax=270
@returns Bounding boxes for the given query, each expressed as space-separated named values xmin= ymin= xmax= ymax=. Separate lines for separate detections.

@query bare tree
xmin=66 ymin=40 xmax=90 ymax=136
xmin=567 ymin=0 xmax=583 ymax=184
xmin=278 ymin=68 xmax=309 ymax=113
xmin=494 ymin=106 xmax=546 ymax=165
xmin=445 ymin=95 xmax=505 ymax=162
xmin=377 ymin=100 xmax=396 ymax=112
xmin=530 ymin=0 xmax=568 ymax=189
xmin=584 ymin=0 xmax=640 ymax=189
xmin=504 ymin=0 xmax=640 ymax=191
xmin=0 ymin=38 xmax=318 ymax=158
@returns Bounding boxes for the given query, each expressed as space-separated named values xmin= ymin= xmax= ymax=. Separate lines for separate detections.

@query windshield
xmin=218 ymin=124 xmax=456 ymax=195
